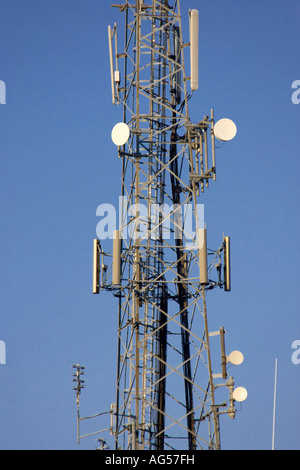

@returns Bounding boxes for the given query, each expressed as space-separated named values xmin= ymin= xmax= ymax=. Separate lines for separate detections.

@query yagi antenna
xmin=108 ymin=23 xmax=120 ymax=105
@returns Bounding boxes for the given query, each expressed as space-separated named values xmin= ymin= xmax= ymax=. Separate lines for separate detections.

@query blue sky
xmin=0 ymin=0 xmax=299 ymax=450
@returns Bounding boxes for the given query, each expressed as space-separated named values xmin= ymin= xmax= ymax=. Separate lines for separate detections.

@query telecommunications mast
xmin=86 ymin=0 xmax=246 ymax=450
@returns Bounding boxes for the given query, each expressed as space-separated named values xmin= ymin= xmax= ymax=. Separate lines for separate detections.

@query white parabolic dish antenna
xmin=228 ymin=350 xmax=244 ymax=366
xmin=111 ymin=122 xmax=130 ymax=146
xmin=214 ymin=118 xmax=237 ymax=141
xmin=233 ymin=386 xmax=248 ymax=402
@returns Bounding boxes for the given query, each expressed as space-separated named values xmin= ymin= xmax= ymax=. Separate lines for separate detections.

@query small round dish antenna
xmin=111 ymin=122 xmax=130 ymax=146
xmin=227 ymin=350 xmax=244 ymax=366
xmin=233 ymin=386 xmax=248 ymax=402
xmin=214 ymin=118 xmax=237 ymax=141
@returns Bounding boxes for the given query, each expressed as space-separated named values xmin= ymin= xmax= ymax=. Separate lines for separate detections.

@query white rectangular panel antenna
xmin=108 ymin=24 xmax=120 ymax=105
xmin=223 ymin=236 xmax=231 ymax=291
xmin=93 ymin=239 xmax=100 ymax=294
xmin=189 ymin=9 xmax=199 ymax=92
xmin=112 ymin=230 xmax=121 ymax=285
xmin=173 ymin=26 xmax=182 ymax=104
xmin=108 ymin=25 xmax=115 ymax=104
xmin=198 ymin=227 xmax=208 ymax=284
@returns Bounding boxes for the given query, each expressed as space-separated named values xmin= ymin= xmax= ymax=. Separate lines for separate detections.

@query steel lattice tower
xmin=89 ymin=0 xmax=246 ymax=451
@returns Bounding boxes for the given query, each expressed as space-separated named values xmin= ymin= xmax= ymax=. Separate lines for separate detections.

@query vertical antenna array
xmin=82 ymin=0 xmax=247 ymax=451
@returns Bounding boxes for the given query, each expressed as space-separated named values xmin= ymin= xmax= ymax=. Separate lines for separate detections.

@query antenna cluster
xmin=74 ymin=0 xmax=246 ymax=450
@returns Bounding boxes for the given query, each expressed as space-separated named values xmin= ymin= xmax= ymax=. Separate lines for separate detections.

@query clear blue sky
xmin=0 ymin=0 xmax=299 ymax=450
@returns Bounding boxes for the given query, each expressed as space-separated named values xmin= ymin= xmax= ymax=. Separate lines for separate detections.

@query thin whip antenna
xmin=272 ymin=358 xmax=278 ymax=450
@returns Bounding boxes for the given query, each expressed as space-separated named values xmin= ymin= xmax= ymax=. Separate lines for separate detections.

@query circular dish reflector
xmin=214 ymin=118 xmax=237 ymax=141
xmin=228 ymin=350 xmax=244 ymax=366
xmin=111 ymin=122 xmax=130 ymax=146
xmin=233 ymin=386 xmax=248 ymax=402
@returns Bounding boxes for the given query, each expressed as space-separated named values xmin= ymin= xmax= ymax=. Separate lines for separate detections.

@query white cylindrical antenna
xmin=93 ymin=239 xmax=100 ymax=294
xmin=198 ymin=227 xmax=208 ymax=284
xmin=112 ymin=230 xmax=121 ymax=285
xmin=189 ymin=9 xmax=199 ymax=92
xmin=272 ymin=358 xmax=278 ymax=450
